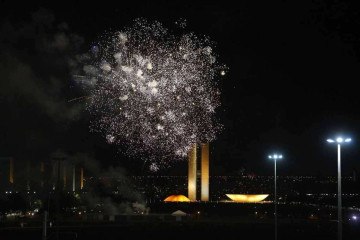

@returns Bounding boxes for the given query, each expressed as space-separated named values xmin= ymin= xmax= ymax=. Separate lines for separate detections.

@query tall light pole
xmin=327 ymin=137 xmax=351 ymax=240
xmin=268 ymin=153 xmax=283 ymax=240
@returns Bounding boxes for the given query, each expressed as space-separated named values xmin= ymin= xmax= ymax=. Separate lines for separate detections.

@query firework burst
xmin=80 ymin=19 xmax=224 ymax=163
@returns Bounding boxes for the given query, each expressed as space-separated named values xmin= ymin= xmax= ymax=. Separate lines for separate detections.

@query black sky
xmin=1 ymin=0 xmax=360 ymax=176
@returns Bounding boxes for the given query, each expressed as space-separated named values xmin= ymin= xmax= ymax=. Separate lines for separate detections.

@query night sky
xmin=1 ymin=1 xmax=360 ymax=176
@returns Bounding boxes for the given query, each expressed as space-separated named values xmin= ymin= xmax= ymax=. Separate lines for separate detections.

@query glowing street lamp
xmin=327 ymin=136 xmax=351 ymax=240
xmin=268 ymin=153 xmax=283 ymax=240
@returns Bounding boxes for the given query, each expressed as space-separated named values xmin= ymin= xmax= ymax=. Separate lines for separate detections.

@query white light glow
xmin=269 ymin=154 xmax=283 ymax=160
xmin=79 ymin=19 xmax=224 ymax=164
xmin=327 ymin=139 xmax=335 ymax=143
xmin=336 ymin=137 xmax=344 ymax=143
xmin=345 ymin=138 xmax=352 ymax=142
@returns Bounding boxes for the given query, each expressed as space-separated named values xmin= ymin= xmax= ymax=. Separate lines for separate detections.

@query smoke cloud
xmin=0 ymin=9 xmax=86 ymax=158
xmin=70 ymin=152 xmax=148 ymax=215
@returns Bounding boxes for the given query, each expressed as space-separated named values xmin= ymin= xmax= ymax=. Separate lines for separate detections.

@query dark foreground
xmin=1 ymin=218 xmax=359 ymax=240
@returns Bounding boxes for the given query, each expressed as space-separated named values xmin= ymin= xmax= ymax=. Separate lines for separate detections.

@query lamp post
xmin=268 ymin=153 xmax=283 ymax=240
xmin=327 ymin=137 xmax=351 ymax=240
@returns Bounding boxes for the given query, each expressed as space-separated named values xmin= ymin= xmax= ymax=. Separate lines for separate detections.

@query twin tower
xmin=188 ymin=143 xmax=209 ymax=201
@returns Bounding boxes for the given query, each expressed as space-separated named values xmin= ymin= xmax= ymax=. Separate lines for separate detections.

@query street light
xmin=268 ymin=153 xmax=283 ymax=240
xmin=327 ymin=136 xmax=351 ymax=240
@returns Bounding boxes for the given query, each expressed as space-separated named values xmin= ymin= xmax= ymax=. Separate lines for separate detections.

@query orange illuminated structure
xmin=188 ymin=144 xmax=197 ymax=201
xmin=164 ymin=195 xmax=191 ymax=202
xmin=226 ymin=194 xmax=269 ymax=203
xmin=201 ymin=143 xmax=209 ymax=201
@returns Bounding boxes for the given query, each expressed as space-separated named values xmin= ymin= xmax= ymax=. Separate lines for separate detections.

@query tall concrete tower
xmin=187 ymin=143 xmax=210 ymax=202
xmin=188 ymin=144 xmax=197 ymax=201
xmin=201 ymin=143 xmax=209 ymax=201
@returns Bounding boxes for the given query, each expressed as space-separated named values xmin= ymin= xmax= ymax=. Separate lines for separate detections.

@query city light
xmin=268 ymin=153 xmax=283 ymax=240
xmin=327 ymin=137 xmax=351 ymax=143
xmin=268 ymin=154 xmax=283 ymax=160
xmin=336 ymin=137 xmax=343 ymax=143
xmin=327 ymin=135 xmax=352 ymax=240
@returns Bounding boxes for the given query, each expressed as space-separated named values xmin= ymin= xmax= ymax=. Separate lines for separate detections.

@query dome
xmin=226 ymin=194 xmax=269 ymax=203
xmin=164 ymin=195 xmax=191 ymax=202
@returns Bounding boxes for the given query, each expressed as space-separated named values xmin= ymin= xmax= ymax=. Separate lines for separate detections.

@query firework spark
xmin=79 ymin=19 xmax=224 ymax=162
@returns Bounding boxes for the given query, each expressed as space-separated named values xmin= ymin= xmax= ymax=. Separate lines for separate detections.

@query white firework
xmin=81 ymin=19 xmax=224 ymax=162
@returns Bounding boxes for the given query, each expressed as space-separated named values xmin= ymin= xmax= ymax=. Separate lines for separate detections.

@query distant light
xmin=274 ymin=154 xmax=278 ymax=159
xmin=352 ymin=215 xmax=357 ymax=220
xmin=327 ymin=139 xmax=335 ymax=143
xmin=268 ymin=155 xmax=272 ymax=159
xmin=279 ymin=155 xmax=283 ymax=159
xmin=345 ymin=138 xmax=352 ymax=142
xmin=220 ymin=70 xmax=226 ymax=76
xmin=336 ymin=137 xmax=344 ymax=143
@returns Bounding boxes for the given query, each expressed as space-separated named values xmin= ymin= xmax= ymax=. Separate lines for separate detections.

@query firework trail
xmin=78 ymin=19 xmax=225 ymax=165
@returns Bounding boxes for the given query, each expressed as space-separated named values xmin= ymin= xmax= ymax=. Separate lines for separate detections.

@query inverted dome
xmin=226 ymin=194 xmax=269 ymax=203
xmin=164 ymin=195 xmax=191 ymax=202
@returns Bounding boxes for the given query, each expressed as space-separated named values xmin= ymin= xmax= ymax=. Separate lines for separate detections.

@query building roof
xmin=164 ymin=195 xmax=191 ymax=202
xmin=226 ymin=194 xmax=269 ymax=203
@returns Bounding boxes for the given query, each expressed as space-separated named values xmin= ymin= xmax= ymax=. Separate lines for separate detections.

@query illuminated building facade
xmin=188 ymin=144 xmax=197 ymax=201
xmin=0 ymin=157 xmax=86 ymax=192
xmin=188 ymin=143 xmax=210 ymax=201
xmin=201 ymin=143 xmax=209 ymax=201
